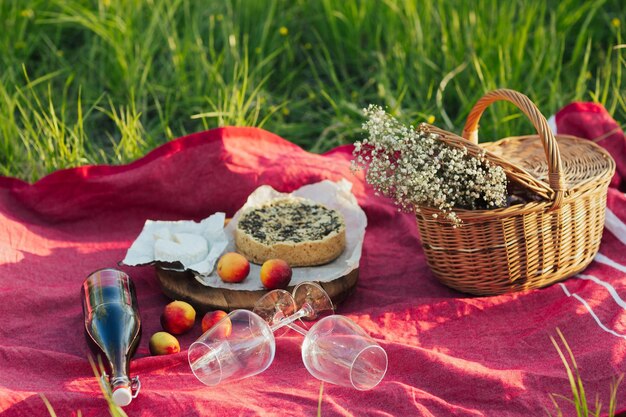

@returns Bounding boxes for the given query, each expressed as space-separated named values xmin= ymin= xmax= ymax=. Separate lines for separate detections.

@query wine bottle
xmin=81 ymin=268 xmax=142 ymax=407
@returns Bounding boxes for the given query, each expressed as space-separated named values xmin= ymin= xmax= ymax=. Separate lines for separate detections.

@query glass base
xmin=253 ymin=289 xmax=297 ymax=336
xmin=292 ymin=282 xmax=334 ymax=322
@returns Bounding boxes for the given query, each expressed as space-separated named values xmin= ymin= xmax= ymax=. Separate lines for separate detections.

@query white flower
xmin=352 ymin=105 xmax=507 ymax=225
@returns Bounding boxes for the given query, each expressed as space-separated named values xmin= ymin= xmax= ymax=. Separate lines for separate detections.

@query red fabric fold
xmin=556 ymin=102 xmax=626 ymax=190
xmin=0 ymin=114 xmax=625 ymax=416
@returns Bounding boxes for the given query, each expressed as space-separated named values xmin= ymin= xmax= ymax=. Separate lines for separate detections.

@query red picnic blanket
xmin=0 ymin=104 xmax=625 ymax=417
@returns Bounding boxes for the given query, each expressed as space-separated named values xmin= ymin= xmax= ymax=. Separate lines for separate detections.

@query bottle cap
xmin=112 ymin=386 xmax=133 ymax=407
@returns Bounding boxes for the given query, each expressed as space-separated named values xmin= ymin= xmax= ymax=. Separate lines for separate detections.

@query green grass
xmin=41 ymin=356 xmax=127 ymax=417
xmin=547 ymin=329 xmax=623 ymax=417
xmin=1 ymin=0 xmax=625 ymax=181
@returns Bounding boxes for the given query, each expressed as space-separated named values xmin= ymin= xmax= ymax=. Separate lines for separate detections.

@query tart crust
xmin=235 ymin=197 xmax=346 ymax=267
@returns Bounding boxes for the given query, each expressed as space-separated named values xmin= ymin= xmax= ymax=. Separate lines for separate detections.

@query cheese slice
xmin=153 ymin=227 xmax=173 ymax=241
xmin=154 ymin=233 xmax=209 ymax=265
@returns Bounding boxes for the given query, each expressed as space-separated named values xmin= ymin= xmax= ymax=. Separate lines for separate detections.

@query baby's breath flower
xmin=352 ymin=105 xmax=507 ymax=224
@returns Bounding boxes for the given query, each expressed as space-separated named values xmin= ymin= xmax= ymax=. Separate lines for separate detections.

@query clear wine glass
xmin=252 ymin=289 xmax=298 ymax=336
xmin=188 ymin=309 xmax=275 ymax=386
xmin=301 ymin=315 xmax=388 ymax=390
xmin=254 ymin=282 xmax=388 ymax=390
xmin=188 ymin=282 xmax=332 ymax=387
xmin=253 ymin=282 xmax=335 ymax=334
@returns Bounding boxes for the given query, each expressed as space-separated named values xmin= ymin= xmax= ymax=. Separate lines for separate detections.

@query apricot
xmin=260 ymin=259 xmax=292 ymax=290
xmin=217 ymin=252 xmax=250 ymax=283
xmin=149 ymin=332 xmax=180 ymax=356
xmin=161 ymin=300 xmax=196 ymax=335
xmin=201 ymin=310 xmax=232 ymax=337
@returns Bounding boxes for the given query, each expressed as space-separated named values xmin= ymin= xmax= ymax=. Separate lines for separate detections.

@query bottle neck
xmin=109 ymin=347 xmax=131 ymax=379
xmin=102 ymin=372 xmax=141 ymax=407
xmin=110 ymin=374 xmax=132 ymax=390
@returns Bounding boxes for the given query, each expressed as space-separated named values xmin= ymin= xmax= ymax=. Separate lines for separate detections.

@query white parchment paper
xmin=194 ymin=179 xmax=367 ymax=290
xmin=122 ymin=212 xmax=228 ymax=275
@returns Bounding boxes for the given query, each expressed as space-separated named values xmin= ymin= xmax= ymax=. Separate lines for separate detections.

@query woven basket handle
xmin=461 ymin=89 xmax=565 ymax=209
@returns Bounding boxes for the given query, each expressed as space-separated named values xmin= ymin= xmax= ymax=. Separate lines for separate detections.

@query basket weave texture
xmin=415 ymin=89 xmax=615 ymax=296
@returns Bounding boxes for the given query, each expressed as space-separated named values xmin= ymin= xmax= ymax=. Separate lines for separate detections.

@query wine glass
xmin=254 ymin=282 xmax=388 ymax=390
xmin=252 ymin=289 xmax=298 ymax=336
xmin=253 ymin=282 xmax=335 ymax=334
xmin=301 ymin=315 xmax=388 ymax=390
xmin=188 ymin=309 xmax=275 ymax=386
xmin=188 ymin=282 xmax=332 ymax=387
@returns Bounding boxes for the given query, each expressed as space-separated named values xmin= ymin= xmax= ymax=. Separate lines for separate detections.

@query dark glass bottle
xmin=81 ymin=268 xmax=142 ymax=406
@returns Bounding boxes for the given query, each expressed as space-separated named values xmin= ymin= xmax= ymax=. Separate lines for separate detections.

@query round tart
xmin=235 ymin=197 xmax=346 ymax=267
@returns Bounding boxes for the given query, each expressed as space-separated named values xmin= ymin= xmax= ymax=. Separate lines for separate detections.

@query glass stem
xmin=270 ymin=303 xmax=313 ymax=334
xmin=286 ymin=322 xmax=308 ymax=336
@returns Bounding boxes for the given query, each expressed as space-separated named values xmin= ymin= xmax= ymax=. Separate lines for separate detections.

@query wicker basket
xmin=415 ymin=89 xmax=615 ymax=296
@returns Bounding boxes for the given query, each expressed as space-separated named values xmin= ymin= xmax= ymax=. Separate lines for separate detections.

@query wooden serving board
xmin=155 ymin=266 xmax=359 ymax=313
